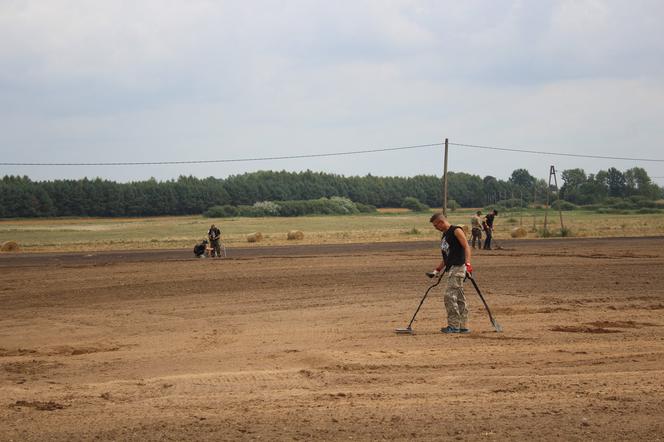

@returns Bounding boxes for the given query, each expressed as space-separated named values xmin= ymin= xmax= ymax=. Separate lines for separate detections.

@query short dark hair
xmin=476 ymin=210 xmax=482 ymax=215
xmin=429 ymin=212 xmax=445 ymax=223
xmin=493 ymin=210 xmax=499 ymax=215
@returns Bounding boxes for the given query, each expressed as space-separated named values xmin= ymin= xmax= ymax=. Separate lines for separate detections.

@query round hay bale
xmin=246 ymin=232 xmax=263 ymax=243
xmin=457 ymin=224 xmax=469 ymax=235
xmin=510 ymin=227 xmax=527 ymax=238
xmin=287 ymin=230 xmax=304 ymax=240
xmin=1 ymin=241 xmax=20 ymax=252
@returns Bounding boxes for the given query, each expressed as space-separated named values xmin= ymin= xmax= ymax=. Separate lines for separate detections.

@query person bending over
xmin=483 ymin=209 xmax=498 ymax=250
xmin=194 ymin=239 xmax=208 ymax=258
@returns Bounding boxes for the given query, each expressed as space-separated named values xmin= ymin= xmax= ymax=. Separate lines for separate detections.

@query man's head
xmin=210 ymin=224 xmax=216 ymax=229
xmin=492 ymin=210 xmax=498 ymax=216
xmin=476 ymin=210 xmax=482 ymax=216
xmin=430 ymin=212 xmax=450 ymax=232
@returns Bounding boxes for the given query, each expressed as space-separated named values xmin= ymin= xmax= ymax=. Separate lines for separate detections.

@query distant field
xmin=1 ymin=208 xmax=664 ymax=252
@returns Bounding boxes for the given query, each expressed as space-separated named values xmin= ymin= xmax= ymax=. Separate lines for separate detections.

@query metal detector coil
xmin=395 ymin=271 xmax=446 ymax=335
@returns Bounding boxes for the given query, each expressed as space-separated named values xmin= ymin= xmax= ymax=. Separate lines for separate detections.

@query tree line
xmin=1 ymin=167 xmax=661 ymax=218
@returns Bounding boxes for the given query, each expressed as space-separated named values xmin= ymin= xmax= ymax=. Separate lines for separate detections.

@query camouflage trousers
xmin=471 ymin=227 xmax=483 ymax=249
xmin=443 ymin=265 xmax=468 ymax=329
xmin=209 ymin=239 xmax=221 ymax=257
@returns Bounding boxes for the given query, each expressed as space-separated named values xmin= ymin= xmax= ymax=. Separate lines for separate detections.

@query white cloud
xmin=0 ymin=0 xmax=662 ymax=182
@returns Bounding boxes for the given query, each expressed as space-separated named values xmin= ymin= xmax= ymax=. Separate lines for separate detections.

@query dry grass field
xmin=1 ymin=209 xmax=664 ymax=253
xmin=1 ymin=235 xmax=664 ymax=440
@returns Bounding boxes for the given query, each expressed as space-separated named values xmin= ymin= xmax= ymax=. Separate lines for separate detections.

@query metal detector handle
xmin=404 ymin=269 xmax=447 ymax=329
xmin=465 ymin=273 xmax=503 ymax=332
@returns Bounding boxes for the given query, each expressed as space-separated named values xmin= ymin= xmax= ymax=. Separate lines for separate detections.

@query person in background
xmin=470 ymin=210 xmax=483 ymax=249
xmin=483 ymin=209 xmax=498 ymax=250
xmin=208 ymin=224 xmax=222 ymax=258
xmin=194 ymin=239 xmax=208 ymax=258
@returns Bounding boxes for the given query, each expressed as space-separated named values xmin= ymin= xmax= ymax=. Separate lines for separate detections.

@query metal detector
xmin=465 ymin=273 xmax=503 ymax=332
xmin=491 ymin=237 xmax=505 ymax=251
xmin=395 ymin=270 xmax=446 ymax=335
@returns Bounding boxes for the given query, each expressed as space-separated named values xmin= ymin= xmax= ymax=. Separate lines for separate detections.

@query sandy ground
xmin=1 ymin=237 xmax=663 ymax=441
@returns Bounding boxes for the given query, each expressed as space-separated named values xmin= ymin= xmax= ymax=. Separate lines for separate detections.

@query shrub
xmin=206 ymin=197 xmax=375 ymax=218
xmin=560 ymin=227 xmax=574 ymax=237
xmin=595 ymin=208 xmax=631 ymax=215
xmin=551 ymin=200 xmax=577 ymax=211
xmin=495 ymin=198 xmax=527 ymax=209
xmin=402 ymin=196 xmax=429 ymax=212
xmin=484 ymin=205 xmax=505 ymax=213
xmin=610 ymin=201 xmax=636 ymax=210
xmin=252 ymin=201 xmax=281 ymax=216
xmin=628 ymin=196 xmax=656 ymax=208
xmin=204 ymin=205 xmax=238 ymax=218
xmin=537 ymin=228 xmax=552 ymax=238
xmin=447 ymin=199 xmax=459 ymax=211
xmin=636 ymin=208 xmax=662 ymax=214
xmin=330 ymin=196 xmax=359 ymax=214
xmin=355 ymin=202 xmax=377 ymax=213
xmin=273 ymin=197 xmax=361 ymax=217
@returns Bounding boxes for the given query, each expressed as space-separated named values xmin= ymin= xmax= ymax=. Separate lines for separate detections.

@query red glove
xmin=465 ymin=262 xmax=473 ymax=274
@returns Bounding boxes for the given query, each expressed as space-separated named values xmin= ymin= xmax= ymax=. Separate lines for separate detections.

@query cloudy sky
xmin=1 ymin=0 xmax=663 ymax=183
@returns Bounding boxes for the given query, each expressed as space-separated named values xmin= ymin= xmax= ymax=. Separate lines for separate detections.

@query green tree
xmin=560 ymin=168 xmax=587 ymax=204
xmin=509 ymin=168 xmax=536 ymax=189
xmin=606 ymin=167 xmax=626 ymax=197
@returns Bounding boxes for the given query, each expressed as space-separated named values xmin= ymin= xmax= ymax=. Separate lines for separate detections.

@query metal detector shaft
xmin=466 ymin=273 xmax=503 ymax=332
xmin=404 ymin=271 xmax=446 ymax=329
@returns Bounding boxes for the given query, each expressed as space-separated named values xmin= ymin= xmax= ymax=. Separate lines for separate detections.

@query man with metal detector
xmin=428 ymin=212 xmax=473 ymax=334
xmin=394 ymin=213 xmax=502 ymax=335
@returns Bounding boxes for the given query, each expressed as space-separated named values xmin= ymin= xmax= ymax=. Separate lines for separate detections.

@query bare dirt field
xmin=1 ymin=237 xmax=663 ymax=441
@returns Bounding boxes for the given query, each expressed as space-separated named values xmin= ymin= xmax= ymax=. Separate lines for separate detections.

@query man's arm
xmin=455 ymin=227 xmax=473 ymax=272
xmin=426 ymin=257 xmax=446 ymax=278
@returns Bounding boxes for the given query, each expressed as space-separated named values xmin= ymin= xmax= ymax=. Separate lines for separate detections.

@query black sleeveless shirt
xmin=441 ymin=225 xmax=465 ymax=269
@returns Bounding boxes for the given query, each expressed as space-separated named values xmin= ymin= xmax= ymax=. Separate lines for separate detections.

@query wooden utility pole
xmin=443 ymin=138 xmax=448 ymax=216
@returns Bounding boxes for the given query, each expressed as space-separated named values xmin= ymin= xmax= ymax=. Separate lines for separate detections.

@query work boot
xmin=458 ymin=328 xmax=471 ymax=334
xmin=440 ymin=326 xmax=460 ymax=334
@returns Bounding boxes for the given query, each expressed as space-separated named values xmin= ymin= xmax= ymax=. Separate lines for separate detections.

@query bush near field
xmin=204 ymin=197 xmax=377 ymax=218
xmin=586 ymin=196 xmax=664 ymax=214
xmin=401 ymin=197 xmax=429 ymax=212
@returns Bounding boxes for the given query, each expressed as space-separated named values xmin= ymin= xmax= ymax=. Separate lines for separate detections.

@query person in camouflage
xmin=207 ymin=224 xmax=222 ymax=258
xmin=470 ymin=210 xmax=483 ymax=249
xmin=428 ymin=212 xmax=473 ymax=334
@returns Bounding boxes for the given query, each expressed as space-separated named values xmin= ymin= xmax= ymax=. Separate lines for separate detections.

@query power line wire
xmin=449 ymin=142 xmax=664 ymax=163
xmin=1 ymin=140 xmax=662 ymax=167
xmin=0 ymin=143 xmax=443 ymax=166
